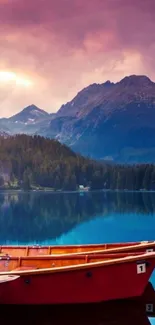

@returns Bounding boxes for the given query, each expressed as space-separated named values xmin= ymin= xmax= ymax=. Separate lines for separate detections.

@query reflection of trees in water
xmin=0 ymin=192 xmax=95 ymax=243
xmin=0 ymin=191 xmax=155 ymax=243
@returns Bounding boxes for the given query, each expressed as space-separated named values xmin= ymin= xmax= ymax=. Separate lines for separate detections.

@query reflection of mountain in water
xmin=0 ymin=191 xmax=155 ymax=243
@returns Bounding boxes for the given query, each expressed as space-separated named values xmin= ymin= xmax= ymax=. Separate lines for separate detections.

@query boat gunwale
xmin=0 ymin=251 xmax=155 ymax=276
xmin=1 ymin=241 xmax=155 ymax=258
xmin=61 ymin=241 xmax=155 ymax=256
xmin=0 ymin=251 xmax=144 ymax=261
xmin=0 ymin=240 xmax=153 ymax=250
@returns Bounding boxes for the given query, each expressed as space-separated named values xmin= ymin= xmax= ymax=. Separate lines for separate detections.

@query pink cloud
xmin=0 ymin=0 xmax=155 ymax=116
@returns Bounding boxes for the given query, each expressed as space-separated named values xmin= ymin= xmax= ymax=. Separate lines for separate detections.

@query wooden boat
xmin=0 ymin=251 xmax=155 ymax=304
xmin=0 ymin=240 xmax=155 ymax=257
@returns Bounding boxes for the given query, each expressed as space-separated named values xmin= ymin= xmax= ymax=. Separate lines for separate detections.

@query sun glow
xmin=0 ymin=71 xmax=32 ymax=87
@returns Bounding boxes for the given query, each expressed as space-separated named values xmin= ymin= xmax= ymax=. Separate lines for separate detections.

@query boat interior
xmin=0 ymin=251 xmax=151 ymax=273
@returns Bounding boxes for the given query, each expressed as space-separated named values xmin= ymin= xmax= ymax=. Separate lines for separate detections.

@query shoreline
xmin=0 ymin=188 xmax=155 ymax=194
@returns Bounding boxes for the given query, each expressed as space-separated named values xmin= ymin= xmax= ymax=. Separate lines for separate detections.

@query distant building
xmin=79 ymin=185 xmax=84 ymax=190
xmin=79 ymin=185 xmax=90 ymax=191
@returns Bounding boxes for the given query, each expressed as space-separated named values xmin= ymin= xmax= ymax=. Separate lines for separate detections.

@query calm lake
xmin=0 ymin=190 xmax=155 ymax=325
xmin=0 ymin=190 xmax=155 ymax=245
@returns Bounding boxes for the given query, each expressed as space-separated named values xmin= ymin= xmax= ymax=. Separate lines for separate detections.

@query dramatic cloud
xmin=0 ymin=0 xmax=155 ymax=116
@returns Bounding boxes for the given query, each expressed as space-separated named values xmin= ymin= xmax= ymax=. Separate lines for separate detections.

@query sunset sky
xmin=0 ymin=0 xmax=155 ymax=117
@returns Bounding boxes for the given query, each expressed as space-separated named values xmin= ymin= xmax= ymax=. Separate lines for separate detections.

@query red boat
xmin=0 ymin=251 xmax=155 ymax=304
xmin=0 ymin=240 xmax=155 ymax=257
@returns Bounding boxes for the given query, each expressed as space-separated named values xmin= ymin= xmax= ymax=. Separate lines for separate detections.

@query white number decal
xmin=146 ymin=249 xmax=153 ymax=252
xmin=146 ymin=304 xmax=153 ymax=312
xmin=137 ymin=263 xmax=146 ymax=274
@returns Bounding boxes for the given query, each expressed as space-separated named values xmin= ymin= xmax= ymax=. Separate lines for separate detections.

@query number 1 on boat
xmin=137 ymin=263 xmax=146 ymax=274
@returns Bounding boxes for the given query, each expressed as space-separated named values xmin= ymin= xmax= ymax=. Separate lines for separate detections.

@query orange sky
xmin=0 ymin=0 xmax=155 ymax=117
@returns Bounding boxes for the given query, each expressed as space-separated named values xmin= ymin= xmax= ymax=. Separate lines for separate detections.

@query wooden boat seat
xmin=11 ymin=266 xmax=38 ymax=271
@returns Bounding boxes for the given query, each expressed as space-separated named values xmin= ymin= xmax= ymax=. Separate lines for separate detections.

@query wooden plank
xmin=11 ymin=266 xmax=37 ymax=271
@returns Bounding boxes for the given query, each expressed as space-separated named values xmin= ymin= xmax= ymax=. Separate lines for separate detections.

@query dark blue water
xmin=0 ymin=190 xmax=155 ymax=324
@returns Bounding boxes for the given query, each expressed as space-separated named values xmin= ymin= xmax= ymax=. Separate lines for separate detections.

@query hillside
xmin=0 ymin=134 xmax=78 ymax=190
xmin=38 ymin=75 xmax=155 ymax=163
xmin=0 ymin=135 xmax=155 ymax=191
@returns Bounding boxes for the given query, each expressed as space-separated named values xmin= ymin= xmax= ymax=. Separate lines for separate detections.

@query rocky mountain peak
xmin=9 ymin=105 xmax=49 ymax=123
xmin=118 ymin=75 xmax=153 ymax=87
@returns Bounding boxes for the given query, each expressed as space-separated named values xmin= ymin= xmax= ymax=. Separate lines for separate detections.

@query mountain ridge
xmin=1 ymin=74 xmax=155 ymax=163
xmin=37 ymin=74 xmax=155 ymax=163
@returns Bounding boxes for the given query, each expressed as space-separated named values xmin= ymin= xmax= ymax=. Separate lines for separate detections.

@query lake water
xmin=0 ymin=190 xmax=155 ymax=324
xmin=0 ymin=190 xmax=155 ymax=245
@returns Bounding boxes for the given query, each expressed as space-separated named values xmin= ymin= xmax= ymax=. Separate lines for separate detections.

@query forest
xmin=0 ymin=134 xmax=154 ymax=191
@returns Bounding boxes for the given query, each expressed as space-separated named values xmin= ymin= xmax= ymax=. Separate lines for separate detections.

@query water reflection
xmin=0 ymin=191 xmax=155 ymax=244
xmin=0 ymin=300 xmax=152 ymax=325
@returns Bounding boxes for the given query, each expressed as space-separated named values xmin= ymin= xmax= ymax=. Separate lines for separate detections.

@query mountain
xmin=9 ymin=104 xmax=49 ymax=123
xmin=38 ymin=75 xmax=155 ymax=163
xmin=0 ymin=105 xmax=54 ymax=135
xmin=57 ymin=81 xmax=114 ymax=118
xmin=1 ymin=75 xmax=155 ymax=163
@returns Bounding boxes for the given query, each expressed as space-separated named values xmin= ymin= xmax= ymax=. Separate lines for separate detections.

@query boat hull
xmin=0 ymin=256 xmax=155 ymax=305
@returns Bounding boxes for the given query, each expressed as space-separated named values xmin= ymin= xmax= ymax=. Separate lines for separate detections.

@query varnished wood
xmin=0 ymin=250 xmax=155 ymax=276
xmin=0 ymin=240 xmax=154 ymax=257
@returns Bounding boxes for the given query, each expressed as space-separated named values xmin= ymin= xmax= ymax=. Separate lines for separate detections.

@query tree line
xmin=0 ymin=134 xmax=154 ymax=191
